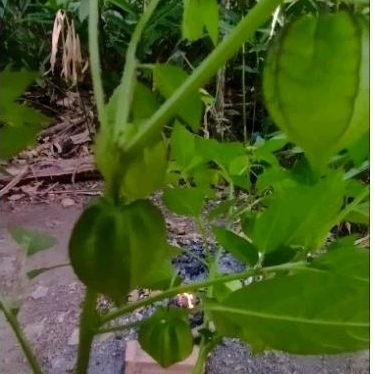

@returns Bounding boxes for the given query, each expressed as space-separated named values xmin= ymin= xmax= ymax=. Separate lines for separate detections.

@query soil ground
xmin=0 ymin=184 xmax=369 ymax=374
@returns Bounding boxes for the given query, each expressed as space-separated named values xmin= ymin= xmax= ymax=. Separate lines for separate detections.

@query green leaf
xmin=153 ymin=64 xmax=203 ymax=131
xmin=162 ymin=187 xmax=209 ymax=217
xmin=208 ymin=199 xmax=236 ymax=220
xmin=182 ymin=0 xmax=219 ymax=45
xmin=182 ymin=0 xmax=204 ymax=42
xmin=0 ymin=70 xmax=39 ymax=105
xmin=131 ymin=81 xmax=160 ymax=121
xmin=344 ymin=201 xmax=369 ymax=225
xmin=251 ymin=171 xmax=345 ymax=253
xmin=121 ymin=138 xmax=167 ymax=200
xmin=311 ymin=244 xmax=369 ymax=282
xmin=0 ymin=122 xmax=41 ymax=159
xmin=139 ymin=260 xmax=181 ymax=291
xmin=0 ymin=70 xmax=51 ymax=159
xmin=27 ymin=264 xmax=68 ymax=279
xmin=8 ymin=226 xmax=57 ymax=256
xmin=207 ymin=269 xmax=369 ymax=354
xmin=212 ymin=226 xmax=258 ymax=266
xmin=195 ymin=138 xmax=245 ymax=167
xmin=170 ymin=122 xmax=202 ymax=171
xmin=263 ymin=13 xmax=369 ymax=173
xmin=139 ymin=307 xmax=193 ymax=367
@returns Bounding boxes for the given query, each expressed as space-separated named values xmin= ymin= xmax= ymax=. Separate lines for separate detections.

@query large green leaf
xmin=249 ymin=171 xmax=345 ymax=253
xmin=263 ymin=13 xmax=369 ymax=173
xmin=153 ymin=64 xmax=203 ymax=131
xmin=311 ymin=244 xmax=369 ymax=282
xmin=207 ymin=268 xmax=369 ymax=354
xmin=212 ymin=226 xmax=258 ymax=266
xmin=8 ymin=226 xmax=57 ymax=256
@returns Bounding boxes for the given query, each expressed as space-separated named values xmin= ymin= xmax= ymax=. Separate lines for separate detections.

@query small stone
xmin=68 ymin=328 xmax=80 ymax=346
xmin=31 ymin=285 xmax=48 ymax=299
xmin=61 ymin=197 xmax=75 ymax=207
xmin=56 ymin=312 xmax=66 ymax=323
xmin=24 ymin=319 xmax=45 ymax=339
xmin=8 ymin=194 xmax=24 ymax=201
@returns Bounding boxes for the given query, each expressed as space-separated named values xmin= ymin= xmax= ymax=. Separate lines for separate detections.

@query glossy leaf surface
xmin=207 ymin=267 xmax=369 ymax=354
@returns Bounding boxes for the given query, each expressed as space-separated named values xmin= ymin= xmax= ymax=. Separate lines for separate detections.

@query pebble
xmin=61 ymin=198 xmax=75 ymax=208
xmin=68 ymin=328 xmax=80 ymax=346
xmin=24 ymin=319 xmax=45 ymax=339
xmin=30 ymin=285 xmax=48 ymax=299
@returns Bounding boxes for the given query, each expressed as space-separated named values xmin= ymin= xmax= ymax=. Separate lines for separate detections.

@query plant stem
xmin=191 ymin=344 xmax=208 ymax=374
xmin=0 ymin=293 xmax=44 ymax=374
xmin=332 ymin=186 xmax=369 ymax=226
xmin=96 ymin=319 xmax=143 ymax=335
xmin=88 ymin=0 xmax=106 ymax=126
xmin=122 ymin=0 xmax=283 ymax=153
xmin=76 ymin=289 xmax=98 ymax=374
xmin=113 ymin=0 xmax=161 ymax=140
xmin=100 ymin=261 xmax=305 ymax=325
xmin=241 ymin=39 xmax=247 ymax=144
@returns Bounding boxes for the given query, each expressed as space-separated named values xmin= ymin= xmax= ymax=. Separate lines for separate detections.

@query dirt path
xmin=0 ymin=197 xmax=369 ymax=374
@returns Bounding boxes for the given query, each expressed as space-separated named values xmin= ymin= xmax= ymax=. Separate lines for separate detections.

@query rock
xmin=30 ymin=285 xmax=48 ymax=299
xmin=68 ymin=328 xmax=80 ymax=346
xmin=24 ymin=319 xmax=45 ymax=339
xmin=61 ymin=198 xmax=75 ymax=208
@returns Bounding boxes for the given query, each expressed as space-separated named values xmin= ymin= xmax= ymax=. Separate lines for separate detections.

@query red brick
xmin=124 ymin=340 xmax=200 ymax=374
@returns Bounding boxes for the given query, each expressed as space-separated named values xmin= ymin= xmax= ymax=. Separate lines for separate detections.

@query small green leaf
xmin=208 ymin=199 xmax=236 ymax=220
xmin=153 ymin=64 xmax=203 ymax=131
xmin=182 ymin=0 xmax=204 ymax=41
xmin=212 ymin=226 xmax=258 ymax=266
xmin=121 ymin=138 xmax=167 ymax=200
xmin=27 ymin=264 xmax=68 ymax=279
xmin=162 ymin=187 xmax=209 ymax=217
xmin=170 ymin=122 xmax=202 ymax=171
xmin=343 ymin=201 xmax=369 ymax=225
xmin=195 ymin=138 xmax=245 ymax=167
xmin=8 ymin=226 xmax=57 ymax=256
xmin=207 ymin=269 xmax=369 ymax=354
xmin=182 ymin=0 xmax=219 ymax=45
xmin=139 ymin=307 xmax=193 ymax=367
xmin=139 ymin=260 xmax=181 ymax=290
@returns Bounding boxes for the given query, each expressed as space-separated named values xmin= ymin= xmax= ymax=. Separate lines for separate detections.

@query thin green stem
xmin=96 ymin=319 xmax=143 ymax=335
xmin=333 ymin=186 xmax=369 ymax=226
xmin=76 ymin=289 xmax=99 ymax=374
xmin=99 ymin=261 xmax=306 ymax=325
xmin=241 ymin=40 xmax=247 ymax=144
xmin=113 ymin=0 xmax=161 ymax=140
xmin=0 ymin=293 xmax=44 ymax=374
xmin=191 ymin=343 xmax=208 ymax=374
xmin=122 ymin=0 xmax=283 ymax=153
xmin=88 ymin=0 xmax=106 ymax=126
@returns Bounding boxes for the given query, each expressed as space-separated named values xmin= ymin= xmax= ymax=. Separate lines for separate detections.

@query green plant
xmin=0 ymin=69 xmax=51 ymax=159
xmin=0 ymin=1 xmax=369 ymax=374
